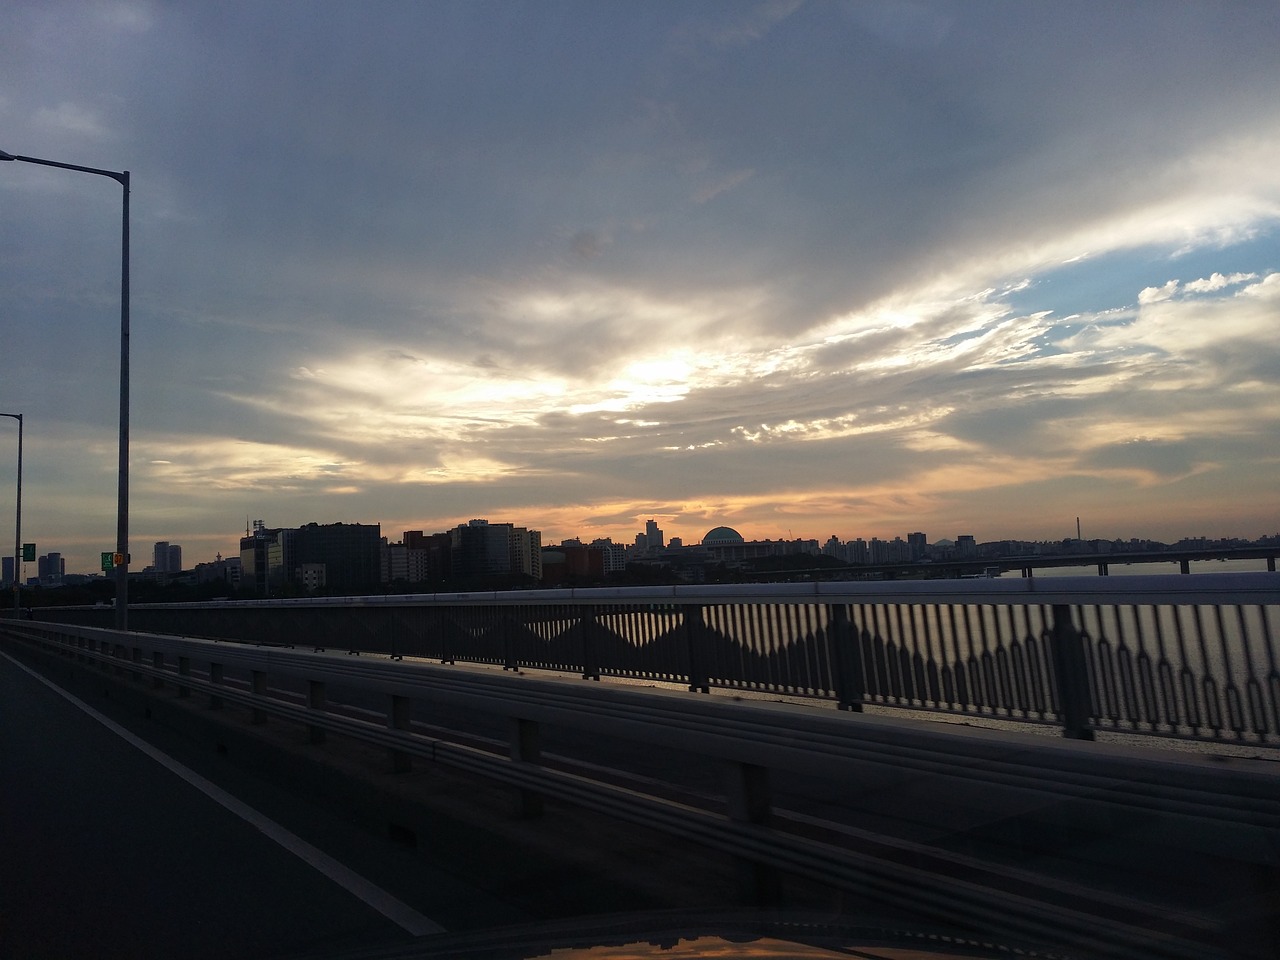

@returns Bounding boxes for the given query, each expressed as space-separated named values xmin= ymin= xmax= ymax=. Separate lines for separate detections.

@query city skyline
xmin=3 ymin=3 xmax=1279 ymax=577
xmin=9 ymin=515 xmax=1278 ymax=581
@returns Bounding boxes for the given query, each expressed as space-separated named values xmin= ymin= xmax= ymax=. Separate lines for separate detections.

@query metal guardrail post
xmin=209 ymin=661 xmax=224 ymax=710
xmin=308 ymin=680 xmax=327 ymax=744
xmin=686 ymin=605 xmax=710 ymax=693
xmin=389 ymin=694 xmax=412 ymax=773
xmin=389 ymin=616 xmax=402 ymax=661
xmin=510 ymin=717 xmax=543 ymax=819
xmin=580 ymin=608 xmax=599 ymax=680
xmin=828 ymin=603 xmax=865 ymax=711
xmin=1050 ymin=604 xmax=1096 ymax=740
xmin=435 ymin=608 xmax=454 ymax=664
xmin=726 ymin=760 xmax=781 ymax=907
xmin=251 ymin=670 xmax=268 ymax=724
xmin=503 ymin=614 xmax=518 ymax=672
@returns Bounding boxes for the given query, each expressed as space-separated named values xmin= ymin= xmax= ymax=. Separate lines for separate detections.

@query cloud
xmin=1182 ymin=272 xmax=1257 ymax=294
xmin=6 ymin=2 xmax=1280 ymax=571
xmin=1138 ymin=280 xmax=1179 ymax=304
xmin=33 ymin=101 xmax=109 ymax=138
xmin=670 ymin=0 xmax=803 ymax=53
xmin=97 ymin=1 xmax=157 ymax=34
xmin=692 ymin=168 xmax=755 ymax=203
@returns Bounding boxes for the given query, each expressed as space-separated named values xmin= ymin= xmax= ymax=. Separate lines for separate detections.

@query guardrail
xmin=32 ymin=573 xmax=1280 ymax=746
xmin=4 ymin=618 xmax=1278 ymax=959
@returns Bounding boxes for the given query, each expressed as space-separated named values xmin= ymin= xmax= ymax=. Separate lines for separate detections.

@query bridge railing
xmin=23 ymin=572 xmax=1280 ymax=745
xmin=3 ymin=614 xmax=1278 ymax=959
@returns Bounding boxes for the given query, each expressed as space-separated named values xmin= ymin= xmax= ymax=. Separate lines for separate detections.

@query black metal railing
xmin=25 ymin=573 xmax=1280 ymax=745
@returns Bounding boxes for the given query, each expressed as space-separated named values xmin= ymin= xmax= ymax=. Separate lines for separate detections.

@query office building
xmin=154 ymin=541 xmax=183 ymax=574
xmin=290 ymin=522 xmax=381 ymax=594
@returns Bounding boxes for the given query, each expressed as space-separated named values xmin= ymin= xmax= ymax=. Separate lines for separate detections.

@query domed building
xmin=702 ymin=526 xmax=745 ymax=546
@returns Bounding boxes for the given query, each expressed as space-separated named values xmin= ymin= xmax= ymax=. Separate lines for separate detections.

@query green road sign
xmin=101 ymin=552 xmax=115 ymax=571
xmin=22 ymin=543 xmax=35 ymax=562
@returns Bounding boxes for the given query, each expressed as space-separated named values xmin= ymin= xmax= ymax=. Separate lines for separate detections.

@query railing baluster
xmin=828 ymin=603 xmax=864 ymax=712
xmin=1192 ymin=606 xmax=1224 ymax=738
xmin=580 ymin=607 xmax=599 ymax=681
xmin=1049 ymin=604 xmax=1095 ymax=741
xmin=685 ymin=605 xmax=709 ymax=693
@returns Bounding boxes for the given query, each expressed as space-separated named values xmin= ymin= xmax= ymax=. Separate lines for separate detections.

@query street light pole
xmin=1 ymin=150 xmax=130 ymax=630
xmin=0 ymin=413 xmax=21 ymax=614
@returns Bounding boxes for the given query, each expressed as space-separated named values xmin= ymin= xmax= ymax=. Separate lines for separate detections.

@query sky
xmin=2 ymin=0 xmax=1279 ymax=576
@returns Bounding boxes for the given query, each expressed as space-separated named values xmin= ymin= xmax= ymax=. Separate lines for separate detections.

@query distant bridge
xmin=751 ymin=545 xmax=1280 ymax=581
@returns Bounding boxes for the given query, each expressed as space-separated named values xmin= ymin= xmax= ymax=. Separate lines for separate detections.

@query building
xmin=193 ymin=554 xmax=242 ymax=589
xmin=510 ymin=526 xmax=543 ymax=582
xmin=290 ymin=522 xmax=382 ymax=594
xmin=846 ymin=538 xmax=869 ymax=564
xmin=443 ymin=520 xmax=541 ymax=583
xmin=634 ymin=519 xmax=665 ymax=555
xmin=299 ymin=562 xmax=327 ymax=593
xmin=239 ymin=520 xmax=380 ymax=595
xmin=703 ymin=526 xmax=744 ymax=547
xmin=590 ymin=538 xmax=628 ymax=574
xmin=37 ymin=552 xmax=65 ymax=585
xmin=450 ymin=519 xmax=514 ymax=579
xmin=265 ymin=529 xmax=296 ymax=591
xmin=153 ymin=541 xmax=183 ymax=574
xmin=866 ymin=537 xmax=910 ymax=564
xmin=399 ymin=530 xmax=453 ymax=584
xmin=240 ymin=520 xmax=283 ymax=595
xmin=381 ymin=540 xmax=409 ymax=584
xmin=699 ymin=527 xmax=821 ymax=565
xmin=541 ymin=542 xmax=604 ymax=583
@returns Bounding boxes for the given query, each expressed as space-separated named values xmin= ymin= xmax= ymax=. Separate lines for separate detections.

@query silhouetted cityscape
xmin=4 ymin=515 xmax=1278 ymax=601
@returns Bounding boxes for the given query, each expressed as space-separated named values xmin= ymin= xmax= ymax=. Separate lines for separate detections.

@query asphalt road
xmin=4 ymin=639 xmax=1277 ymax=960
xmin=0 ymin=650 xmax=515 ymax=960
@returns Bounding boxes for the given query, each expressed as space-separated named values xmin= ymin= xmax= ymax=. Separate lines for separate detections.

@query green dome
xmin=703 ymin=526 xmax=745 ymax=546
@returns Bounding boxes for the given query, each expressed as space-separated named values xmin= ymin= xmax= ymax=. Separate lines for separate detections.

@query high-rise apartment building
xmin=154 ymin=541 xmax=183 ymax=573
xmin=645 ymin=519 xmax=664 ymax=551
xmin=510 ymin=526 xmax=542 ymax=582
xmin=591 ymin=538 xmax=628 ymax=574
xmin=37 ymin=552 xmax=64 ymax=584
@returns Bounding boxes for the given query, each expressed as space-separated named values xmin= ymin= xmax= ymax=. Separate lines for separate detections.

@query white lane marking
xmin=2 ymin=651 xmax=445 ymax=937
